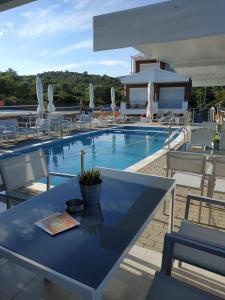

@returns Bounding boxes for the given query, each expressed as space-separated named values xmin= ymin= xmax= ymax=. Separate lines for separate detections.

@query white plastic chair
xmin=166 ymin=151 xmax=206 ymax=195
xmin=49 ymin=115 xmax=71 ymax=135
xmin=0 ymin=149 xmax=75 ymax=208
xmin=29 ymin=118 xmax=50 ymax=137
xmin=190 ymin=128 xmax=215 ymax=149
xmin=208 ymin=155 xmax=225 ymax=197
xmin=0 ymin=119 xmax=28 ymax=142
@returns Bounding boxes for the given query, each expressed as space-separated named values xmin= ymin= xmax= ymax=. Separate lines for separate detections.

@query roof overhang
xmin=93 ymin=0 xmax=225 ymax=86
xmin=0 ymin=0 xmax=36 ymax=12
xmin=121 ymin=68 xmax=189 ymax=85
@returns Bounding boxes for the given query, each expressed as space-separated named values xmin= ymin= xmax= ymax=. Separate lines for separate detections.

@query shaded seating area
xmin=146 ymin=193 xmax=225 ymax=300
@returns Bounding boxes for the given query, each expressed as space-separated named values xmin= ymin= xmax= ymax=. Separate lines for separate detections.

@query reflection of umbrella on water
xmin=124 ymin=134 xmax=130 ymax=146
xmin=91 ymin=138 xmax=96 ymax=159
xmin=112 ymin=134 xmax=116 ymax=153
xmin=82 ymin=137 xmax=92 ymax=146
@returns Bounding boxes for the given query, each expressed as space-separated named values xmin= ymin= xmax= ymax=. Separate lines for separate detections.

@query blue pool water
xmin=6 ymin=126 xmax=179 ymax=185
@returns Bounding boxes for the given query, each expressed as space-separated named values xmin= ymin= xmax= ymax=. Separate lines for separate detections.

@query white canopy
xmin=47 ymin=84 xmax=56 ymax=113
xmin=121 ymin=67 xmax=188 ymax=85
xmin=175 ymin=65 xmax=225 ymax=87
xmin=93 ymin=0 xmax=225 ymax=86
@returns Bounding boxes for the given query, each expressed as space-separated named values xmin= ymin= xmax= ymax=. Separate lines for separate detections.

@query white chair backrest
xmin=36 ymin=118 xmax=49 ymax=128
xmin=80 ymin=115 xmax=91 ymax=122
xmin=190 ymin=128 xmax=215 ymax=147
xmin=167 ymin=151 xmax=206 ymax=175
xmin=0 ymin=149 xmax=48 ymax=192
xmin=202 ymin=122 xmax=216 ymax=130
xmin=213 ymin=155 xmax=225 ymax=178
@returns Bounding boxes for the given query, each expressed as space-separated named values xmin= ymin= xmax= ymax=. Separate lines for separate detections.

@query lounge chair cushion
xmin=173 ymin=172 xmax=203 ymax=189
xmin=174 ymin=221 xmax=225 ymax=276
xmin=145 ymin=272 xmax=220 ymax=300
xmin=214 ymin=178 xmax=225 ymax=193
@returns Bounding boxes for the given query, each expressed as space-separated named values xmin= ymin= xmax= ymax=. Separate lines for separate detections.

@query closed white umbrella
xmin=146 ymin=81 xmax=154 ymax=121
xmin=47 ymin=84 xmax=56 ymax=113
xmin=36 ymin=76 xmax=45 ymax=115
xmin=111 ymin=87 xmax=116 ymax=118
xmin=89 ymin=83 xmax=94 ymax=109
xmin=209 ymin=106 xmax=215 ymax=122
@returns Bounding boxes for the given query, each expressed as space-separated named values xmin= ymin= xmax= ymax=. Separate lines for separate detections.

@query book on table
xmin=35 ymin=211 xmax=80 ymax=235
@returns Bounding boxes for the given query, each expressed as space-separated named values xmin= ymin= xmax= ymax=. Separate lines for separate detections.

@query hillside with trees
xmin=0 ymin=69 xmax=125 ymax=107
xmin=0 ymin=68 xmax=225 ymax=108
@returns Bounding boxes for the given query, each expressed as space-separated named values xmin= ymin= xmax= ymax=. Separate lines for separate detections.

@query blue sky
xmin=0 ymin=0 xmax=164 ymax=77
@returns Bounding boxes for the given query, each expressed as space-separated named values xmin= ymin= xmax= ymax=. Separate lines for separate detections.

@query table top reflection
xmin=0 ymin=168 xmax=175 ymax=291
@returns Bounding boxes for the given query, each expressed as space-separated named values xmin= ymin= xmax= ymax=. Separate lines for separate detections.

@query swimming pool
xmin=5 ymin=126 xmax=180 ymax=185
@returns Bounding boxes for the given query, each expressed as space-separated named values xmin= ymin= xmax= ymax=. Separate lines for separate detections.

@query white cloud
xmin=37 ymin=59 xmax=129 ymax=73
xmin=21 ymin=11 xmax=33 ymax=19
xmin=0 ymin=22 xmax=14 ymax=36
xmin=56 ymin=39 xmax=92 ymax=55
xmin=18 ymin=0 xmax=139 ymax=38
xmin=99 ymin=60 xmax=129 ymax=67
xmin=4 ymin=22 xmax=14 ymax=30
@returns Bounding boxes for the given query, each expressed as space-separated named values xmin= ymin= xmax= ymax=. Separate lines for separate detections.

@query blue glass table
xmin=0 ymin=168 xmax=175 ymax=299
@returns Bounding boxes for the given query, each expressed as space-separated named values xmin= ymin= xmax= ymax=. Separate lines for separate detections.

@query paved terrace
xmin=0 ymin=130 xmax=225 ymax=299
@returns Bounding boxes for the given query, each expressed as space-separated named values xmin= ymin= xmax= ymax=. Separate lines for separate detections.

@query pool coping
xmin=125 ymin=130 xmax=184 ymax=172
xmin=0 ymin=126 xmax=184 ymax=173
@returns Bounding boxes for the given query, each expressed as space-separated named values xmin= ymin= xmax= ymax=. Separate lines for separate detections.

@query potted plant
xmin=78 ymin=168 xmax=102 ymax=205
xmin=213 ymin=134 xmax=220 ymax=150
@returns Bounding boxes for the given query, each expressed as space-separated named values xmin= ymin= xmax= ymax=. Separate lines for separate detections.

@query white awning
xmin=0 ymin=0 xmax=35 ymax=12
xmin=93 ymin=0 xmax=225 ymax=86
xmin=175 ymin=65 xmax=225 ymax=87
xmin=121 ymin=68 xmax=189 ymax=84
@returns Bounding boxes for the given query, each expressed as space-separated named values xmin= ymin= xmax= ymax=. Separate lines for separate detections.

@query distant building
xmin=120 ymin=55 xmax=191 ymax=116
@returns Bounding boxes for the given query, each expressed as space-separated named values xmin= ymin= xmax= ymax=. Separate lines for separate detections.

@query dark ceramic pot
xmin=79 ymin=180 xmax=102 ymax=204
